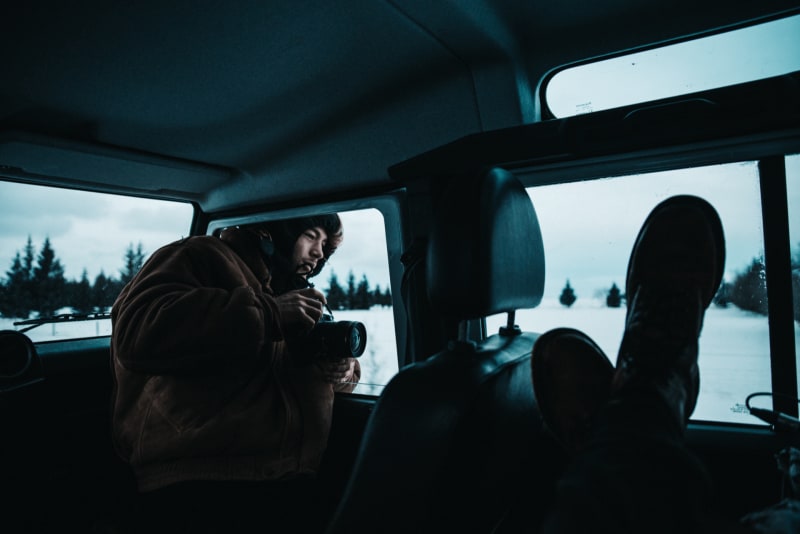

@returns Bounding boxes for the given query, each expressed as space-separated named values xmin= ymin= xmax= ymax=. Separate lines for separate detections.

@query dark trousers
xmin=134 ymin=477 xmax=330 ymax=534
xmin=541 ymin=393 xmax=716 ymax=534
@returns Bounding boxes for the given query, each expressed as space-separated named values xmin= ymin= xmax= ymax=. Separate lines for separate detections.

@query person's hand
xmin=275 ymin=287 xmax=327 ymax=332
xmin=317 ymin=357 xmax=357 ymax=385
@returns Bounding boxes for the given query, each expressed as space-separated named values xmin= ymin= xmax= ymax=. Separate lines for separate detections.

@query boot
xmin=611 ymin=195 xmax=725 ymax=432
xmin=532 ymin=327 xmax=614 ymax=454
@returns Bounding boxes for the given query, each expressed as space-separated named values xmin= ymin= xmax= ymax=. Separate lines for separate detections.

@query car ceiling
xmin=1 ymin=0 xmax=797 ymax=213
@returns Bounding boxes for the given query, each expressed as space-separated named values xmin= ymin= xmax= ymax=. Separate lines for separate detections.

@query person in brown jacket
xmin=110 ymin=213 xmax=360 ymax=534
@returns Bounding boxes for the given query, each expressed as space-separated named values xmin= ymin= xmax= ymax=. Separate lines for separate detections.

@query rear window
xmin=0 ymin=181 xmax=193 ymax=342
xmin=545 ymin=13 xmax=800 ymax=118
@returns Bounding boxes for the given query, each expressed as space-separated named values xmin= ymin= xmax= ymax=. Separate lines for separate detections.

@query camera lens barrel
xmin=313 ymin=320 xmax=366 ymax=358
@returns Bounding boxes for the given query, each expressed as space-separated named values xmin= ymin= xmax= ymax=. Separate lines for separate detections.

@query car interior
xmin=2 ymin=1 xmax=799 ymax=532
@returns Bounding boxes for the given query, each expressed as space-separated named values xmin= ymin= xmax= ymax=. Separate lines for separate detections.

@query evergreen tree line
xmin=0 ymin=236 xmax=146 ymax=319
xmin=714 ymin=253 xmax=800 ymax=323
xmin=4 ymin=235 xmax=794 ymax=320
xmin=558 ymin=246 xmax=800 ymax=322
xmin=324 ymin=270 xmax=392 ymax=310
xmin=0 ymin=236 xmax=392 ymax=320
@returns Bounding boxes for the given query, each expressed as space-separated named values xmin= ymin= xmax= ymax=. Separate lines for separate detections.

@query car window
xmin=318 ymin=209 xmax=398 ymax=395
xmin=545 ymin=13 xmax=800 ymax=118
xmin=487 ymin=161 xmax=780 ymax=424
xmin=206 ymin=208 xmax=399 ymax=396
xmin=788 ymin=154 xmax=800 ymax=393
xmin=0 ymin=181 xmax=193 ymax=342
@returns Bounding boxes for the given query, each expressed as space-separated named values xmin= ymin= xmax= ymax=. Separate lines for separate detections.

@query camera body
xmin=290 ymin=313 xmax=367 ymax=363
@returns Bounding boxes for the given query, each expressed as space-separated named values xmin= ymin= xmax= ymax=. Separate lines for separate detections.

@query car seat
xmin=325 ymin=167 xmax=563 ymax=534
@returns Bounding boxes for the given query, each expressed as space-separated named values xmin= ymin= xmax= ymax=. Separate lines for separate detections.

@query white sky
xmin=0 ymin=183 xmax=193 ymax=282
xmin=321 ymin=209 xmax=392 ymax=291
xmin=531 ymin=158 xmax=800 ymax=299
xmin=0 ymin=185 xmax=393 ymax=290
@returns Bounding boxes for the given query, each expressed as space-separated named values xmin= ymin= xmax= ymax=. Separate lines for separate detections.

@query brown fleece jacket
xmin=110 ymin=230 xmax=359 ymax=492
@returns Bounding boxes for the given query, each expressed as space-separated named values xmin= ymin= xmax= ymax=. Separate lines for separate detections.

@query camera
xmin=290 ymin=313 xmax=367 ymax=362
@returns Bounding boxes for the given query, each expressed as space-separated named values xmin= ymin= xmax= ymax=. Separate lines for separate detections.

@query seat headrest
xmin=426 ymin=167 xmax=545 ymax=319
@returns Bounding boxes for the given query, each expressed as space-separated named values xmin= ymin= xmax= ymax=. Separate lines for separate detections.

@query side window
xmin=788 ymin=154 xmax=800 ymax=392
xmin=209 ymin=208 xmax=399 ymax=396
xmin=0 ymin=181 xmax=193 ymax=342
xmin=487 ymin=162 xmax=774 ymax=424
xmin=320 ymin=209 xmax=398 ymax=395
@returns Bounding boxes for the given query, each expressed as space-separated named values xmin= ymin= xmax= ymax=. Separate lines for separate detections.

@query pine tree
xmin=371 ymin=285 xmax=393 ymax=307
xmin=0 ymin=282 xmax=7 ymax=318
xmin=354 ymin=274 xmax=371 ymax=309
xmin=71 ymin=269 xmax=93 ymax=314
xmin=92 ymin=271 xmax=111 ymax=313
xmin=0 ymin=236 xmax=37 ymax=318
xmin=32 ymin=237 xmax=67 ymax=317
xmin=345 ymin=270 xmax=357 ymax=310
xmin=120 ymin=242 xmax=146 ymax=285
xmin=2 ymin=251 xmax=33 ymax=318
xmin=383 ymin=287 xmax=392 ymax=307
xmin=559 ymin=279 xmax=577 ymax=308
xmin=326 ymin=271 xmax=347 ymax=310
xmin=606 ymin=282 xmax=622 ymax=308
xmin=23 ymin=236 xmax=35 ymax=281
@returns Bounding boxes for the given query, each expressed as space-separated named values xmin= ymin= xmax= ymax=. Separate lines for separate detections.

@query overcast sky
xmin=0 ymin=183 xmax=193 ymax=282
xmin=531 ymin=158 xmax=800 ymax=299
xmin=0 ymin=185 xmax=394 ymax=292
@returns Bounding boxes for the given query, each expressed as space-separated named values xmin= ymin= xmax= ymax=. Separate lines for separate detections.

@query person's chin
xmin=297 ymin=263 xmax=315 ymax=276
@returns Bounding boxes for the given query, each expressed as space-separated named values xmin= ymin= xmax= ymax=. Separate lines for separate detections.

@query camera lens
xmin=297 ymin=319 xmax=367 ymax=360
xmin=347 ymin=322 xmax=367 ymax=357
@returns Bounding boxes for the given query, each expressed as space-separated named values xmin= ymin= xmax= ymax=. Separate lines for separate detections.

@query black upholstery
xmin=325 ymin=168 xmax=561 ymax=534
xmin=426 ymin=167 xmax=545 ymax=318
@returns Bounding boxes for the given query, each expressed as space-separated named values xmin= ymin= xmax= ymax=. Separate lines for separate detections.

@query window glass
xmin=787 ymin=155 xmax=800 ymax=394
xmin=0 ymin=181 xmax=193 ymax=342
xmin=545 ymin=14 xmax=800 ymax=118
xmin=319 ymin=209 xmax=398 ymax=395
xmin=487 ymin=162 xmax=771 ymax=424
xmin=208 ymin=208 xmax=399 ymax=396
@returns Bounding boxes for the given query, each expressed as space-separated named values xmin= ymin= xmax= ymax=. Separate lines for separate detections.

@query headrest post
xmin=499 ymin=310 xmax=522 ymax=337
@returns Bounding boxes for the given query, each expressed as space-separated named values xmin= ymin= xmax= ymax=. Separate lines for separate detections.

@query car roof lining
xmin=2 ymin=1 xmax=797 ymax=212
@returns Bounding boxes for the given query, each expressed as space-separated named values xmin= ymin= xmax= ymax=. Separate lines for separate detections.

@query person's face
xmin=292 ymin=226 xmax=328 ymax=278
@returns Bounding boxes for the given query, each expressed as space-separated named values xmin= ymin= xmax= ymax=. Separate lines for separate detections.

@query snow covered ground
xmin=487 ymin=298 xmax=799 ymax=424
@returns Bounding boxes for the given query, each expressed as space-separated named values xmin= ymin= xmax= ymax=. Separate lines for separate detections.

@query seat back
xmin=325 ymin=168 xmax=561 ymax=534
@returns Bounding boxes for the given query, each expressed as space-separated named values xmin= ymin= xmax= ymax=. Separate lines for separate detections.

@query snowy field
xmin=3 ymin=301 xmax=798 ymax=424
xmin=487 ymin=298 xmax=800 ymax=424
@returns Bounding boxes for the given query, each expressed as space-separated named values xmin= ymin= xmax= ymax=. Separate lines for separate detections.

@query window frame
xmin=538 ymin=9 xmax=800 ymax=120
xmin=205 ymin=190 xmax=408 ymax=396
xmin=510 ymin=146 xmax=800 ymax=423
xmin=0 ymin=180 xmax=197 ymax=344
